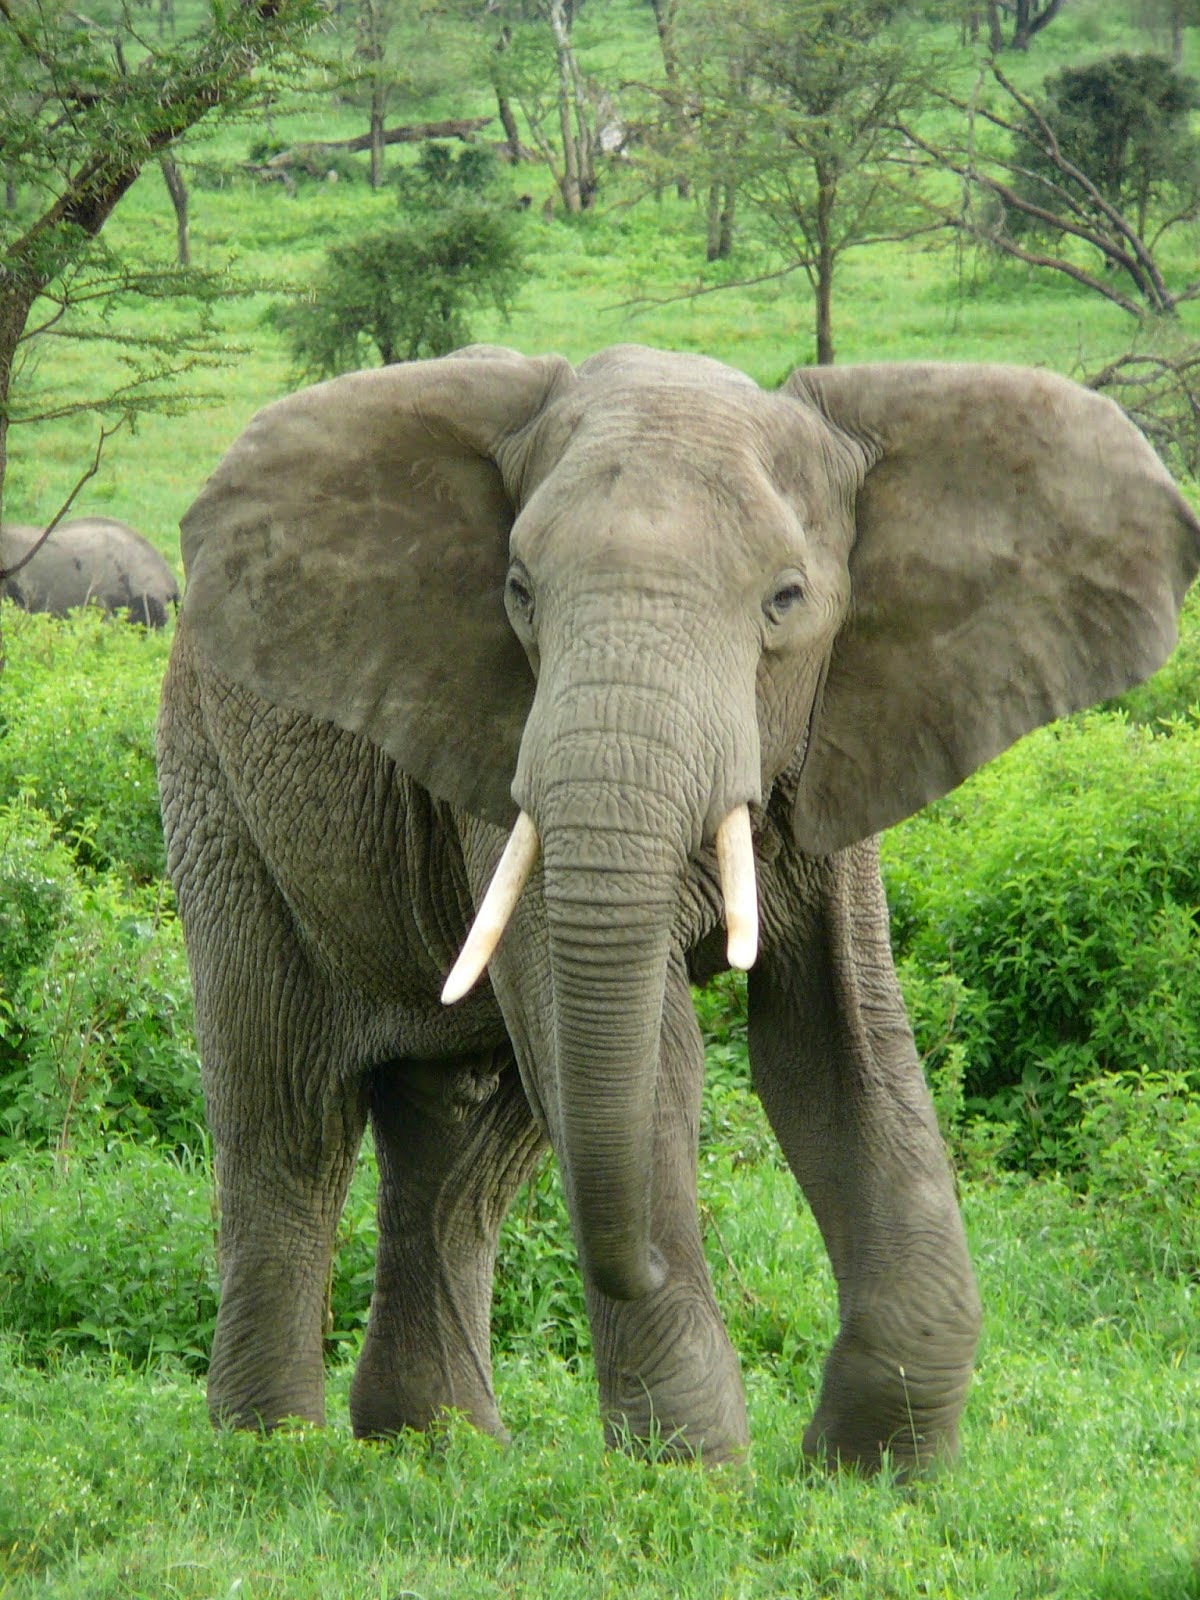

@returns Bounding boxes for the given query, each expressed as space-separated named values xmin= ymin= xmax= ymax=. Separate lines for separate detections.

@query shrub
xmin=1105 ymin=583 xmax=1200 ymax=729
xmin=270 ymin=142 xmax=525 ymax=376
xmin=0 ymin=1143 xmax=218 ymax=1369
xmin=883 ymin=712 xmax=1200 ymax=1170
xmin=1072 ymin=1067 xmax=1200 ymax=1278
xmin=0 ymin=606 xmax=170 ymax=884
xmin=0 ymin=797 xmax=202 ymax=1156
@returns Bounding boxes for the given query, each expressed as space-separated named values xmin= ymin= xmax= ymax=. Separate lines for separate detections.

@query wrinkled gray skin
xmin=0 ymin=516 xmax=180 ymax=627
xmin=156 ymin=345 xmax=1199 ymax=1472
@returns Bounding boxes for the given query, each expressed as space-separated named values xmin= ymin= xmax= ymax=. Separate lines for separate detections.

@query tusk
xmin=441 ymin=812 xmax=540 ymax=1005
xmin=716 ymin=804 xmax=759 ymax=971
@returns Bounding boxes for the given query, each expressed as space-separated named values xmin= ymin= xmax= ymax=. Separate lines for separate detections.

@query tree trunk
xmin=986 ymin=0 xmax=1004 ymax=51
xmin=369 ymin=94 xmax=386 ymax=189
xmin=496 ymin=93 xmax=522 ymax=164
xmin=651 ymin=0 xmax=690 ymax=199
xmin=160 ymin=158 xmax=190 ymax=266
xmin=492 ymin=27 xmax=523 ymax=164
xmin=815 ymin=163 xmax=836 ymax=365
xmin=1012 ymin=0 xmax=1065 ymax=49
xmin=548 ymin=0 xmax=583 ymax=212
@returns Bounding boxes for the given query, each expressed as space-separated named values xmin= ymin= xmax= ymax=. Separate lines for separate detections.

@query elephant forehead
xmin=512 ymin=450 xmax=808 ymax=576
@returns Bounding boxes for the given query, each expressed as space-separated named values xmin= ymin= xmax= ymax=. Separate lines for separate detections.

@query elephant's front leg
xmin=584 ymin=958 xmax=748 ymax=1463
xmin=750 ymin=837 xmax=981 ymax=1476
xmin=350 ymin=1048 xmax=546 ymax=1440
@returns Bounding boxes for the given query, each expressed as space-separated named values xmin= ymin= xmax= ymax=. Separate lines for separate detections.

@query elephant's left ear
xmin=784 ymin=362 xmax=1200 ymax=855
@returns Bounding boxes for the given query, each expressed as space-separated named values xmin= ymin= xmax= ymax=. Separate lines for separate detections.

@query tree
xmin=985 ymin=0 xmax=1068 ymax=50
xmin=272 ymin=144 xmax=525 ymax=374
xmin=663 ymin=0 xmax=933 ymax=363
xmin=1134 ymin=0 xmax=1200 ymax=66
xmin=339 ymin=0 xmax=456 ymax=188
xmin=900 ymin=62 xmax=1200 ymax=317
xmin=463 ymin=0 xmax=616 ymax=213
xmin=1011 ymin=54 xmax=1200 ymax=240
xmin=0 ymin=0 xmax=320 ymax=543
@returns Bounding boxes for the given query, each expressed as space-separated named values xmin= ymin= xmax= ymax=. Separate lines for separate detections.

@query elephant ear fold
xmin=179 ymin=349 xmax=574 ymax=827
xmin=783 ymin=363 xmax=1200 ymax=855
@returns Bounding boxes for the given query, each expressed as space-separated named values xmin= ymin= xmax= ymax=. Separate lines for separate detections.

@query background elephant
xmin=0 ymin=515 xmax=180 ymax=627
xmin=156 ymin=345 xmax=1199 ymax=1474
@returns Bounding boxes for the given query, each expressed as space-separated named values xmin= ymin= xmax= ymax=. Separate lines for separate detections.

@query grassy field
xmin=2 ymin=2 xmax=1200 ymax=1596
xmin=3 ymin=1167 xmax=1198 ymax=1600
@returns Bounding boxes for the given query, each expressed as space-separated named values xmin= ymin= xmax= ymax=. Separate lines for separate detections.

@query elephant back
xmin=0 ymin=517 xmax=180 ymax=627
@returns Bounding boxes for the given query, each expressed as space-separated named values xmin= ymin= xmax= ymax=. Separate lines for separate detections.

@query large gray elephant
xmin=0 ymin=515 xmax=180 ymax=627
xmin=156 ymin=345 xmax=1199 ymax=1473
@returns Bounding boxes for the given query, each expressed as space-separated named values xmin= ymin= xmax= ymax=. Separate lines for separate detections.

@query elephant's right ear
xmin=179 ymin=349 xmax=574 ymax=826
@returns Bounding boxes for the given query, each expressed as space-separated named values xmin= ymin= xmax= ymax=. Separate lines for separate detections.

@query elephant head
xmin=179 ymin=344 xmax=1200 ymax=1304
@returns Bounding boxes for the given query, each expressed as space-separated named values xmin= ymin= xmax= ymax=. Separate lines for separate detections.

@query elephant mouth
xmin=441 ymin=802 xmax=759 ymax=1005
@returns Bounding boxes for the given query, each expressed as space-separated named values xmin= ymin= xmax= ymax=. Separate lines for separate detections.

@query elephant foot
xmin=594 ymin=1286 xmax=750 ymax=1466
xmin=802 ymin=1333 xmax=972 ymax=1479
xmin=207 ymin=1367 xmax=326 ymax=1434
xmin=349 ymin=1341 xmax=507 ymax=1443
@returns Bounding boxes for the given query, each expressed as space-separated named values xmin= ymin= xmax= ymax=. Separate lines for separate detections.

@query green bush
xmin=269 ymin=141 xmax=526 ymax=376
xmin=0 ymin=797 xmax=201 ymax=1156
xmin=884 ymin=712 xmax=1200 ymax=1170
xmin=0 ymin=1143 xmax=218 ymax=1369
xmin=1072 ymin=1066 xmax=1200 ymax=1277
xmin=0 ymin=606 xmax=170 ymax=884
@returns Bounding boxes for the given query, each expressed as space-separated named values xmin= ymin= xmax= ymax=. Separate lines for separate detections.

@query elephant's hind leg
xmin=349 ymin=1047 xmax=546 ymax=1441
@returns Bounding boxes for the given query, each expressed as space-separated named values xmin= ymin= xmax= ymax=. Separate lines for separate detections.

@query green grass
xmin=1 ymin=1171 xmax=1197 ymax=1600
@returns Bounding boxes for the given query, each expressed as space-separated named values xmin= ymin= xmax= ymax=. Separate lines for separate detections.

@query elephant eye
xmin=764 ymin=579 xmax=805 ymax=625
xmin=506 ymin=567 xmax=535 ymax=625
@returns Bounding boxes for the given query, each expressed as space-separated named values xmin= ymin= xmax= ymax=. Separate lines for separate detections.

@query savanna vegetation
xmin=1 ymin=0 xmax=1199 ymax=1595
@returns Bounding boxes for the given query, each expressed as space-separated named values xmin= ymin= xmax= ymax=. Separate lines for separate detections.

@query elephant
xmin=0 ymin=515 xmax=180 ymax=627
xmin=156 ymin=344 xmax=1200 ymax=1474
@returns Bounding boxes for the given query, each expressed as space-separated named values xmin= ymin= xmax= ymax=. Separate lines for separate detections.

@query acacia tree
xmin=340 ymin=0 xmax=456 ymax=187
xmin=1011 ymin=53 xmax=1200 ymax=240
xmin=664 ymin=0 xmax=932 ymax=363
xmin=0 ymin=0 xmax=320 ymax=550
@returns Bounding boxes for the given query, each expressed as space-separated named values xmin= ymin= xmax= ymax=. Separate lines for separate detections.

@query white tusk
xmin=441 ymin=812 xmax=540 ymax=1005
xmin=716 ymin=804 xmax=759 ymax=972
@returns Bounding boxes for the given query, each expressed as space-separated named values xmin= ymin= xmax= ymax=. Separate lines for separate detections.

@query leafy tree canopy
xmin=1014 ymin=52 xmax=1200 ymax=238
xmin=0 ymin=0 xmax=321 ymax=530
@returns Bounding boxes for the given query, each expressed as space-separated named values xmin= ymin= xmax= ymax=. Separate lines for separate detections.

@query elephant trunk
xmin=541 ymin=819 xmax=680 ymax=1302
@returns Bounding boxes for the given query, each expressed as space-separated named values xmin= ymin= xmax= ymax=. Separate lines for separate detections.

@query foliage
xmin=1072 ymin=1066 xmax=1200 ymax=1276
xmin=270 ymin=142 xmax=526 ymax=374
xmin=1012 ymin=52 xmax=1200 ymax=239
xmin=2 ymin=1166 xmax=1198 ymax=1598
xmin=0 ymin=0 xmax=323 ymax=532
xmin=655 ymin=0 xmax=935 ymax=363
xmin=0 ymin=606 xmax=169 ymax=881
xmin=0 ymin=1143 xmax=217 ymax=1369
xmin=884 ymin=712 xmax=1200 ymax=1169
xmin=0 ymin=797 xmax=201 ymax=1157
xmin=1104 ymin=570 xmax=1200 ymax=723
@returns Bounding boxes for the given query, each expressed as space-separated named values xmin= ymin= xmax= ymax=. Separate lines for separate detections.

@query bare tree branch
xmin=0 ymin=418 xmax=126 ymax=581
